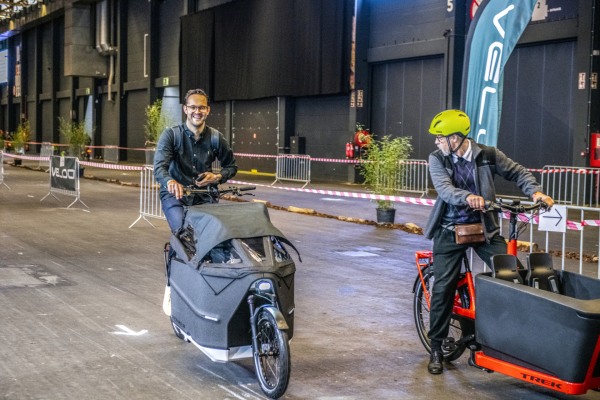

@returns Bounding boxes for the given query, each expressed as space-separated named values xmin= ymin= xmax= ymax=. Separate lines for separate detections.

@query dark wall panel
xmin=295 ymin=95 xmax=349 ymax=181
xmin=41 ymin=24 xmax=53 ymax=94
xmin=126 ymin=90 xmax=147 ymax=159
xmin=369 ymin=0 xmax=450 ymax=48
xmin=126 ymin=0 xmax=149 ymax=82
xmin=158 ymin=1 xmax=183 ymax=79
xmin=499 ymin=40 xmax=576 ymax=169
xmin=232 ymin=97 xmax=278 ymax=173
xmin=371 ymin=56 xmax=445 ymax=161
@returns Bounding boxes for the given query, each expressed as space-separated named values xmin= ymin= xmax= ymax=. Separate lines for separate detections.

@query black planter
xmin=12 ymin=158 xmax=22 ymax=166
xmin=376 ymin=207 xmax=396 ymax=224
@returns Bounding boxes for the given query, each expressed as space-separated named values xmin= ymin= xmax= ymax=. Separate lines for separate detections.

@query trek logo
xmin=51 ymin=166 xmax=76 ymax=180
xmin=520 ymin=373 xmax=562 ymax=389
xmin=475 ymin=4 xmax=515 ymax=143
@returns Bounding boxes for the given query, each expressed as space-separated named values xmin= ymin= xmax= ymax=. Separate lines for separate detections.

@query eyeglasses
xmin=185 ymin=105 xmax=209 ymax=112
xmin=434 ymin=135 xmax=445 ymax=142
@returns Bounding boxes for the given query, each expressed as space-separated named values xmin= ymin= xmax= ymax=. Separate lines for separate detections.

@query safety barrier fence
xmin=129 ymin=165 xmax=165 ymax=228
xmin=272 ymin=154 xmax=311 ymax=188
xmin=0 ymin=151 xmax=9 ymax=189
xmin=104 ymin=146 xmax=119 ymax=164
xmin=39 ymin=142 xmax=54 ymax=171
xmin=363 ymin=159 xmax=429 ymax=198
xmin=539 ymin=165 xmax=600 ymax=208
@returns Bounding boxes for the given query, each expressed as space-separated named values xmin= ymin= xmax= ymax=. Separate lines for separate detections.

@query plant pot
xmin=12 ymin=158 xmax=22 ymax=166
xmin=376 ymin=207 xmax=396 ymax=224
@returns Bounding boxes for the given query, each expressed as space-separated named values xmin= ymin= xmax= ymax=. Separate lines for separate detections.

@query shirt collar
xmin=453 ymin=139 xmax=472 ymax=162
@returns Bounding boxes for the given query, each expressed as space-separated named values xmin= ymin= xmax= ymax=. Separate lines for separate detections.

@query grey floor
xmin=0 ymin=163 xmax=599 ymax=400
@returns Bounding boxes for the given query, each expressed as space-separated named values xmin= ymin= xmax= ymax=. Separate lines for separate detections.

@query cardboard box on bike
xmin=475 ymin=270 xmax=600 ymax=393
xmin=168 ymin=202 xmax=296 ymax=357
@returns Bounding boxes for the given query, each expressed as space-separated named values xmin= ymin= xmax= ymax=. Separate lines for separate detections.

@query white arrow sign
xmin=538 ymin=205 xmax=567 ymax=233
xmin=112 ymin=325 xmax=148 ymax=336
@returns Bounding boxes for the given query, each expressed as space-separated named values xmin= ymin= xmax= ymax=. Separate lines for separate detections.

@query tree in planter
xmin=12 ymin=120 xmax=31 ymax=165
xmin=144 ymin=99 xmax=171 ymax=146
xmin=360 ymin=135 xmax=413 ymax=219
xmin=144 ymin=99 xmax=171 ymax=165
xmin=58 ymin=117 xmax=92 ymax=158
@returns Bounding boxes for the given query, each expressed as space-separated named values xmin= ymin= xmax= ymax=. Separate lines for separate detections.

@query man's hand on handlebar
xmin=532 ymin=192 xmax=554 ymax=209
xmin=167 ymin=179 xmax=185 ymax=199
xmin=195 ymin=172 xmax=222 ymax=187
xmin=466 ymin=194 xmax=485 ymax=210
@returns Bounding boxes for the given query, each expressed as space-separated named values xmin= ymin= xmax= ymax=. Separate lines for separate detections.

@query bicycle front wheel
xmin=253 ymin=309 xmax=291 ymax=399
xmin=413 ymin=269 xmax=466 ymax=362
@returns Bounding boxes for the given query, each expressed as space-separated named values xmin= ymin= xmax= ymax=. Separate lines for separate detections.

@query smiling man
xmin=153 ymin=88 xmax=238 ymax=234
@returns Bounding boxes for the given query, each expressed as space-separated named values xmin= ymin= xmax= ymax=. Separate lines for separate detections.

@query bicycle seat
xmin=526 ymin=252 xmax=560 ymax=294
xmin=491 ymin=254 xmax=523 ymax=284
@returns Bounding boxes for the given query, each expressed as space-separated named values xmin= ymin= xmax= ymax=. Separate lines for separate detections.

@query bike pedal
xmin=441 ymin=337 xmax=457 ymax=352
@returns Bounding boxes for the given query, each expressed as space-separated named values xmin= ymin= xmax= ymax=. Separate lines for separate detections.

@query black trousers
xmin=427 ymin=228 xmax=507 ymax=350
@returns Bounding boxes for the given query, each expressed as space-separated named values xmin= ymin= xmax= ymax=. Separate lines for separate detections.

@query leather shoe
xmin=428 ymin=351 xmax=443 ymax=374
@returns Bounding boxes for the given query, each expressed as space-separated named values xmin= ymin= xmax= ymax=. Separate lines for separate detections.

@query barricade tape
xmin=5 ymin=151 xmax=600 ymax=230
xmin=228 ymin=179 xmax=436 ymax=207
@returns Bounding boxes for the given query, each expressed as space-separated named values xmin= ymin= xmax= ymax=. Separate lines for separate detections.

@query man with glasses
xmin=154 ymin=88 xmax=238 ymax=235
xmin=424 ymin=109 xmax=553 ymax=375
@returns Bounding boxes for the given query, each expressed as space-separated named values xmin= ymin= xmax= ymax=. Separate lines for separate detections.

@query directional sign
xmin=538 ymin=205 xmax=566 ymax=233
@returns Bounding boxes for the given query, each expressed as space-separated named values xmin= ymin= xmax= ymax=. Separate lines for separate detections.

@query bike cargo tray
xmin=475 ymin=272 xmax=600 ymax=384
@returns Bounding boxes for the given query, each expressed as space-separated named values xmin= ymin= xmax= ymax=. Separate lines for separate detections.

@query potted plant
xmin=12 ymin=119 xmax=31 ymax=166
xmin=58 ymin=117 xmax=92 ymax=176
xmin=360 ymin=134 xmax=413 ymax=224
xmin=144 ymin=98 xmax=170 ymax=165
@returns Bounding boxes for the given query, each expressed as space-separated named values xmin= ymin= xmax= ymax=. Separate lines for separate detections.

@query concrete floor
xmin=1 ymin=163 xmax=599 ymax=400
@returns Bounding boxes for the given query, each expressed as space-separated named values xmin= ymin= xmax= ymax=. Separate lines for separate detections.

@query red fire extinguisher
xmin=346 ymin=142 xmax=355 ymax=158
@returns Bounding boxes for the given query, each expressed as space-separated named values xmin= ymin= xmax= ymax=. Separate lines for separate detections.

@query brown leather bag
xmin=455 ymin=223 xmax=485 ymax=244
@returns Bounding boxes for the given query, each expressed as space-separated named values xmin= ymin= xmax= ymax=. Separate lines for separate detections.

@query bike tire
xmin=413 ymin=269 xmax=466 ymax=362
xmin=253 ymin=309 xmax=291 ymax=399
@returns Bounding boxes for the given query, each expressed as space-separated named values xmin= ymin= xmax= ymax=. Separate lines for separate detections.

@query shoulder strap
xmin=172 ymin=125 xmax=183 ymax=152
xmin=209 ymin=127 xmax=220 ymax=155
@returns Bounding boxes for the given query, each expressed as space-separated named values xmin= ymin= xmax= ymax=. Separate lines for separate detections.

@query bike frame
xmin=415 ymin=201 xmax=600 ymax=395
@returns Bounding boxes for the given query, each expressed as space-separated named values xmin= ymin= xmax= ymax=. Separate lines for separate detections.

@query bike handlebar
xmin=183 ymin=184 xmax=256 ymax=198
xmin=483 ymin=199 xmax=548 ymax=214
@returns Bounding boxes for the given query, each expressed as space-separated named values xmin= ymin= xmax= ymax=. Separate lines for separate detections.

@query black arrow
xmin=543 ymin=209 xmax=563 ymax=227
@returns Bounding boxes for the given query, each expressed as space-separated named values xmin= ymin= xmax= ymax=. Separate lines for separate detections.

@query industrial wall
xmin=0 ymin=0 xmax=597 ymax=183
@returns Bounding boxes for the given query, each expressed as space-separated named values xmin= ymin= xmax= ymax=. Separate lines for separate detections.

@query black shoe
xmin=428 ymin=350 xmax=443 ymax=374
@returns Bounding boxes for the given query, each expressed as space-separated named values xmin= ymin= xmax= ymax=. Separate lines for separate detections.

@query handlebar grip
xmin=238 ymin=186 xmax=256 ymax=191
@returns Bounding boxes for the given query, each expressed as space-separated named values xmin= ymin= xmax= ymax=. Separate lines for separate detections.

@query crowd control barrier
xmin=272 ymin=154 xmax=311 ymax=188
xmin=0 ymin=151 xmax=10 ymax=190
xmin=540 ymin=165 xmax=600 ymax=208
xmin=398 ymin=159 xmax=429 ymax=197
xmin=39 ymin=142 xmax=54 ymax=171
xmin=129 ymin=165 xmax=165 ymax=228
xmin=104 ymin=146 xmax=119 ymax=164
xmin=40 ymin=155 xmax=87 ymax=209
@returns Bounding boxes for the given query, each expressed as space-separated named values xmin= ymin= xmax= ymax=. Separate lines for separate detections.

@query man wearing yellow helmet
xmin=424 ymin=109 xmax=554 ymax=375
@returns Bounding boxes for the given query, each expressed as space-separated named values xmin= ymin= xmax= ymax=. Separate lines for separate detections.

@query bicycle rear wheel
xmin=253 ymin=309 xmax=291 ymax=399
xmin=413 ymin=269 xmax=466 ymax=361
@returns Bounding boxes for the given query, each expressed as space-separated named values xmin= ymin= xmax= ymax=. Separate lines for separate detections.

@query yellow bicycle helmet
xmin=428 ymin=109 xmax=470 ymax=137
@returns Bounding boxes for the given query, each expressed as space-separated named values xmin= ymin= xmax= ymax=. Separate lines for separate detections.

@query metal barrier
xmin=39 ymin=142 xmax=54 ymax=171
xmin=272 ymin=154 xmax=311 ymax=188
xmin=40 ymin=155 xmax=87 ymax=209
xmin=0 ymin=151 xmax=10 ymax=189
xmin=540 ymin=165 xmax=600 ymax=208
xmin=397 ymin=159 xmax=429 ymax=197
xmin=104 ymin=146 xmax=119 ymax=164
xmin=129 ymin=165 xmax=165 ymax=228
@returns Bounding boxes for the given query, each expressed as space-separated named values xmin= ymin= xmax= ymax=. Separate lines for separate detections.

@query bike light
xmin=258 ymin=281 xmax=272 ymax=291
